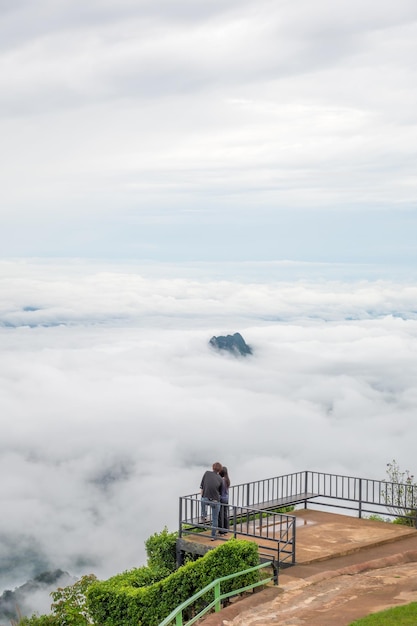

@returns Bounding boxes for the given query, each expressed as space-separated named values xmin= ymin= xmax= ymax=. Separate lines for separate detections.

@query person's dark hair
xmin=220 ymin=465 xmax=230 ymax=488
xmin=212 ymin=461 xmax=222 ymax=473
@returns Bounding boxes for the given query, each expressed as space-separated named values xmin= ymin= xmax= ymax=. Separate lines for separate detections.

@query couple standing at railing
xmin=200 ymin=462 xmax=231 ymax=540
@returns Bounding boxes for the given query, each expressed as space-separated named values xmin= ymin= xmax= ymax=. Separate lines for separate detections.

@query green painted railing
xmin=158 ymin=561 xmax=277 ymax=626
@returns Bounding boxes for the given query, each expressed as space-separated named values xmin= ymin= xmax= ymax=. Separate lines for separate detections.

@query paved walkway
xmin=200 ymin=509 xmax=417 ymax=625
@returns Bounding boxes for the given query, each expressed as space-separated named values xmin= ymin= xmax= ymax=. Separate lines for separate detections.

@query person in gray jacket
xmin=200 ymin=462 xmax=223 ymax=539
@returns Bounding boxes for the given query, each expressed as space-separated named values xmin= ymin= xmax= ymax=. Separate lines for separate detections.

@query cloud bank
xmin=1 ymin=259 xmax=417 ymax=601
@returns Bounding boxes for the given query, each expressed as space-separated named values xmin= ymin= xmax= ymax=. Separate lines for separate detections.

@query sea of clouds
xmin=1 ymin=258 xmax=417 ymax=611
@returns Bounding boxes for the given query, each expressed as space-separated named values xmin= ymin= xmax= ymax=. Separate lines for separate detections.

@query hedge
xmin=86 ymin=539 xmax=260 ymax=626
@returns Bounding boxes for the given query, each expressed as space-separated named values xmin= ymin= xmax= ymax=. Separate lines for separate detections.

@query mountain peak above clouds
xmin=209 ymin=332 xmax=253 ymax=356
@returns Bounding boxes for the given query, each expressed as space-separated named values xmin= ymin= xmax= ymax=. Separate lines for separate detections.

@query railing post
xmin=359 ymin=479 xmax=362 ymax=519
xmin=304 ymin=471 xmax=309 ymax=509
xmin=414 ymin=486 xmax=417 ymax=528
xmin=272 ymin=561 xmax=279 ymax=586
xmin=232 ymin=505 xmax=237 ymax=538
xmin=292 ymin=519 xmax=296 ymax=565
xmin=246 ymin=483 xmax=250 ymax=507
xmin=179 ymin=497 xmax=183 ymax=538
xmin=214 ymin=581 xmax=221 ymax=612
xmin=175 ymin=612 xmax=183 ymax=626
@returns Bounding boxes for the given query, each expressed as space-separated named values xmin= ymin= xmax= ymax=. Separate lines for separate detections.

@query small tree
xmin=382 ymin=460 xmax=417 ymax=525
xmin=13 ymin=575 xmax=97 ymax=626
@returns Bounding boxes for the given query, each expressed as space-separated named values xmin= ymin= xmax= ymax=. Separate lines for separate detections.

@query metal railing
xmin=183 ymin=470 xmax=417 ymax=522
xmin=179 ymin=471 xmax=417 ymax=567
xmin=158 ymin=561 xmax=276 ymax=626
xmin=304 ymin=471 xmax=417 ymax=523
xmin=230 ymin=471 xmax=310 ymax=509
xmin=184 ymin=471 xmax=315 ymax=510
xmin=179 ymin=498 xmax=297 ymax=566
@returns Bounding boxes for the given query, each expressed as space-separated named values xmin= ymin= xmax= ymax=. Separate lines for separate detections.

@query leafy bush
xmin=87 ymin=539 xmax=260 ymax=626
xmin=145 ymin=526 xmax=178 ymax=575
xmin=271 ymin=505 xmax=295 ymax=514
xmin=392 ymin=511 xmax=416 ymax=526
xmin=50 ymin=574 xmax=97 ymax=625
xmin=100 ymin=566 xmax=168 ymax=589
xmin=366 ymin=514 xmax=390 ymax=523
xmin=382 ymin=460 xmax=417 ymax=524
xmin=13 ymin=615 xmax=58 ymax=626
xmin=13 ymin=575 xmax=97 ymax=626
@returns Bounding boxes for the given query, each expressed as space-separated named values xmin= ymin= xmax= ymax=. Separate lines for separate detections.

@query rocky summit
xmin=209 ymin=332 xmax=252 ymax=356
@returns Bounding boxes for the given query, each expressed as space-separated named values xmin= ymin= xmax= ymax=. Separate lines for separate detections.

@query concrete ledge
xmin=293 ymin=509 xmax=417 ymax=564
xmin=281 ymin=549 xmax=417 ymax=591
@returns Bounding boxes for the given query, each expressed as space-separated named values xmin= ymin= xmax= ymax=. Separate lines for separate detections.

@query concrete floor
xmin=199 ymin=509 xmax=417 ymax=626
xmin=291 ymin=508 xmax=417 ymax=563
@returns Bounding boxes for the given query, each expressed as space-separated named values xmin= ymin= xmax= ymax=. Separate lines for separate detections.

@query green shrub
xmin=13 ymin=615 xmax=58 ymax=626
xmin=366 ymin=514 xmax=390 ymax=523
xmin=14 ymin=575 xmax=97 ymax=626
xmin=145 ymin=526 xmax=178 ymax=575
xmin=87 ymin=539 xmax=260 ymax=626
xmin=50 ymin=574 xmax=97 ymax=625
xmin=382 ymin=460 xmax=417 ymax=519
xmin=392 ymin=511 xmax=416 ymax=527
xmin=271 ymin=505 xmax=295 ymax=514
xmin=101 ymin=566 xmax=168 ymax=589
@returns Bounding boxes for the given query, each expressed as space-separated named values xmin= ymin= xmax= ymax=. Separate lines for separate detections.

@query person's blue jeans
xmin=201 ymin=497 xmax=221 ymax=537
xmin=219 ymin=498 xmax=229 ymax=532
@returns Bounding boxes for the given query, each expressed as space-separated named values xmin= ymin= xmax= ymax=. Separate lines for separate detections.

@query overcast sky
xmin=1 ymin=0 xmax=416 ymax=262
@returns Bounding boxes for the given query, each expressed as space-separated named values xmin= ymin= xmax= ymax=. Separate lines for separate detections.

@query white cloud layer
xmin=1 ymin=259 xmax=417 ymax=599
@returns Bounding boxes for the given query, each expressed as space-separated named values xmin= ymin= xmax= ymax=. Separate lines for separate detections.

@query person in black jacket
xmin=200 ymin=462 xmax=223 ymax=539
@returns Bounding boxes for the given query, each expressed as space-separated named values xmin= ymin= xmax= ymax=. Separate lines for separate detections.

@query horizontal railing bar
xmin=158 ymin=561 xmax=275 ymax=626
xmin=185 ymin=472 xmax=417 ymax=508
xmin=187 ymin=473 xmax=417 ymax=490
